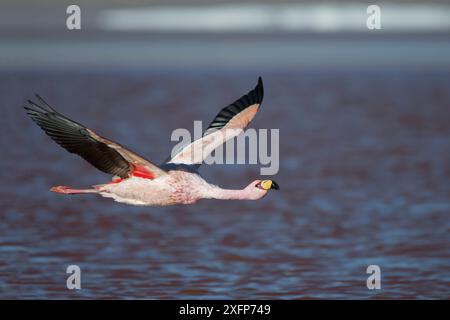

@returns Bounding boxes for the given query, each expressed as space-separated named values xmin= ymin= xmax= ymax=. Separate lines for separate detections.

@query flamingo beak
xmin=260 ymin=180 xmax=280 ymax=190
xmin=271 ymin=180 xmax=280 ymax=190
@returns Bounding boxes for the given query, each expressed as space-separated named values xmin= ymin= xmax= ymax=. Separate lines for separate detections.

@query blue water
xmin=0 ymin=69 xmax=449 ymax=299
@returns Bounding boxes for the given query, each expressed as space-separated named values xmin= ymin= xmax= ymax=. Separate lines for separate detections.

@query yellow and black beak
xmin=260 ymin=180 xmax=280 ymax=191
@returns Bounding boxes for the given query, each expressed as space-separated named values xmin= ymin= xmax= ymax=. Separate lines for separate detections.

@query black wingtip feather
xmin=202 ymin=77 xmax=265 ymax=137
xmin=254 ymin=77 xmax=264 ymax=105
xmin=31 ymin=94 xmax=58 ymax=113
xmin=25 ymin=97 xmax=48 ymax=113
xmin=23 ymin=95 xmax=132 ymax=178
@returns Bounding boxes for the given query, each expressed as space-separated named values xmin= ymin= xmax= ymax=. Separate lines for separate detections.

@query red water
xmin=0 ymin=70 xmax=449 ymax=298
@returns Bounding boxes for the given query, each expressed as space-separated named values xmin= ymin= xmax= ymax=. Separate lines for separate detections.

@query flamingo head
xmin=243 ymin=179 xmax=280 ymax=200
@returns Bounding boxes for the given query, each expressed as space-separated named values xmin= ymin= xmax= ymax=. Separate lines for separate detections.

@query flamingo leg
xmin=50 ymin=185 xmax=98 ymax=195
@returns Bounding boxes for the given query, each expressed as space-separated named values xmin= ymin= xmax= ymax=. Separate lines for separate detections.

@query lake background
xmin=0 ymin=0 xmax=449 ymax=299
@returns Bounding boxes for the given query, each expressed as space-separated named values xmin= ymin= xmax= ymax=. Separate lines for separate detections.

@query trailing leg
xmin=50 ymin=185 xmax=98 ymax=195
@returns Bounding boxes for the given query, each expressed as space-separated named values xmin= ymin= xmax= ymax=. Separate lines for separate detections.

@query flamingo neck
xmin=208 ymin=187 xmax=253 ymax=200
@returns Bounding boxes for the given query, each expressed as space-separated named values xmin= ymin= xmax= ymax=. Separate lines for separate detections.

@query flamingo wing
xmin=25 ymin=95 xmax=166 ymax=179
xmin=167 ymin=77 xmax=264 ymax=165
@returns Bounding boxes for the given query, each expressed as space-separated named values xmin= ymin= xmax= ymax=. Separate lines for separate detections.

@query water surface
xmin=0 ymin=69 xmax=449 ymax=299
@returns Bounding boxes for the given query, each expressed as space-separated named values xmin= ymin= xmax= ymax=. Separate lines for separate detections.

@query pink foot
xmin=50 ymin=185 xmax=73 ymax=194
xmin=50 ymin=186 xmax=97 ymax=194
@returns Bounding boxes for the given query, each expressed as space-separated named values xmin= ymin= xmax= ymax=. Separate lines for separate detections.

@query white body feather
xmin=96 ymin=171 xmax=214 ymax=206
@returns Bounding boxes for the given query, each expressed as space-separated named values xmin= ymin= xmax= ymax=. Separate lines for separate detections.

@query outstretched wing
xmin=25 ymin=95 xmax=167 ymax=179
xmin=167 ymin=77 xmax=264 ymax=165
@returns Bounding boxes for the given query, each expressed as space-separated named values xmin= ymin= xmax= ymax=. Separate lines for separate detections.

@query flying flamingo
xmin=24 ymin=77 xmax=279 ymax=206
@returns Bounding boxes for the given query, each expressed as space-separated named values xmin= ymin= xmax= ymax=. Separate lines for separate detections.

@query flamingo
xmin=24 ymin=77 xmax=279 ymax=206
